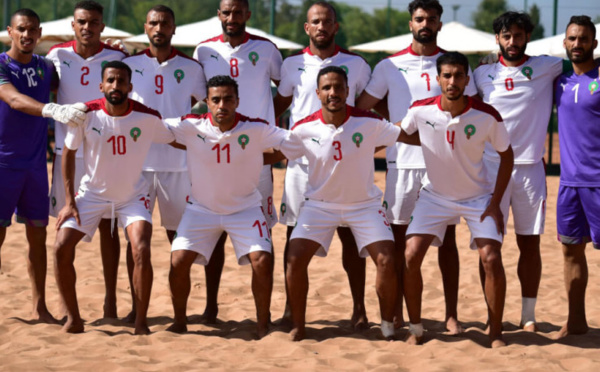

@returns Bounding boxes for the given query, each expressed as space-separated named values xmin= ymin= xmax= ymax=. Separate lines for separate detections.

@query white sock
xmin=521 ymin=297 xmax=537 ymax=325
xmin=409 ymin=323 xmax=424 ymax=338
xmin=381 ymin=320 xmax=395 ymax=338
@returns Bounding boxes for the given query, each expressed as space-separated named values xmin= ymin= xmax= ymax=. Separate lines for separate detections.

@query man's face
xmin=497 ymin=24 xmax=530 ymax=62
xmin=409 ymin=8 xmax=441 ymax=44
xmin=8 ymin=15 xmax=41 ymax=54
xmin=564 ymin=24 xmax=597 ymax=64
xmin=437 ymin=64 xmax=469 ymax=101
xmin=207 ymin=85 xmax=239 ymax=125
xmin=316 ymin=72 xmax=349 ymax=113
xmin=100 ymin=67 xmax=132 ymax=105
xmin=72 ymin=9 xmax=104 ymax=47
xmin=218 ymin=0 xmax=250 ymax=38
xmin=304 ymin=5 xmax=338 ymax=50
xmin=145 ymin=10 xmax=175 ymax=48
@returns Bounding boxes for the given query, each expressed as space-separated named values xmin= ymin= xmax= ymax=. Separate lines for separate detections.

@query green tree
xmin=529 ymin=3 xmax=544 ymax=40
xmin=472 ymin=0 xmax=508 ymax=33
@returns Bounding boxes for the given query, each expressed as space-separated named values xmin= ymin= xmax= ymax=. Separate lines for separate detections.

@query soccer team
xmin=0 ymin=0 xmax=597 ymax=348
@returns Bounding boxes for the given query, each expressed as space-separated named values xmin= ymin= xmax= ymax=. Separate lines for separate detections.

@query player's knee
xmin=481 ymin=249 xmax=503 ymax=272
xmin=131 ymin=241 xmax=151 ymax=266
xmin=251 ymin=252 xmax=272 ymax=273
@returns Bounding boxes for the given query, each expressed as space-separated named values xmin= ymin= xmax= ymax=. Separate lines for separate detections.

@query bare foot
xmin=257 ymin=324 xmax=269 ymax=339
xmin=351 ymin=310 xmax=370 ymax=331
xmin=277 ymin=306 xmax=293 ymax=328
xmin=166 ymin=323 xmax=187 ymax=334
xmin=33 ymin=309 xmax=61 ymax=325
xmin=554 ymin=323 xmax=589 ymax=339
xmin=491 ymin=338 xmax=506 ymax=348
xmin=122 ymin=310 xmax=136 ymax=324
xmin=445 ymin=316 xmax=463 ymax=335
xmin=62 ymin=318 xmax=84 ymax=333
xmin=196 ymin=307 xmax=218 ymax=325
xmin=134 ymin=324 xmax=151 ymax=335
xmin=103 ymin=303 xmax=117 ymax=319
xmin=290 ymin=326 xmax=305 ymax=341
xmin=404 ymin=332 xmax=423 ymax=345
xmin=520 ymin=321 xmax=538 ymax=332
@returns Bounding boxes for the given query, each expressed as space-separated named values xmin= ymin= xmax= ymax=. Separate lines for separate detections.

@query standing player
xmin=473 ymin=11 xmax=571 ymax=331
xmin=401 ymin=52 xmax=513 ymax=348
xmin=193 ymin=0 xmax=282 ymax=323
xmin=46 ymin=0 xmax=128 ymax=319
xmin=166 ymin=76 xmax=289 ymax=339
xmin=554 ymin=16 xmax=599 ymax=339
xmin=54 ymin=61 xmax=175 ymax=334
xmin=356 ymin=0 xmax=477 ymax=333
xmin=123 ymin=5 xmax=206 ymax=323
xmin=0 ymin=8 xmax=86 ymax=324
xmin=272 ymin=1 xmax=372 ymax=329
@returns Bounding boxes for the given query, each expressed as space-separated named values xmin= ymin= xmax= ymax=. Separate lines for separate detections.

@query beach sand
xmin=0 ymin=167 xmax=598 ymax=371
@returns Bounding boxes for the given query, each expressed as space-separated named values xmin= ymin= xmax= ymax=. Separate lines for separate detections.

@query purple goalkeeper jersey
xmin=555 ymin=68 xmax=600 ymax=187
xmin=0 ymin=52 xmax=56 ymax=169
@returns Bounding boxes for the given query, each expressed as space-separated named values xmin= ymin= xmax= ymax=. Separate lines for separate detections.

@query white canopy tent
xmin=0 ymin=17 xmax=135 ymax=54
xmin=526 ymin=23 xmax=600 ymax=58
xmin=124 ymin=16 xmax=302 ymax=51
xmin=349 ymin=21 xmax=498 ymax=54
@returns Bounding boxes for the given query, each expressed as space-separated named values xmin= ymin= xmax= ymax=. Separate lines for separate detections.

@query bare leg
xmin=438 ymin=225 xmax=462 ymax=334
xmin=286 ymin=238 xmax=320 ymax=341
xmin=516 ymin=234 xmax=541 ymax=331
xmin=404 ymin=234 xmax=436 ymax=345
xmin=98 ymin=218 xmax=120 ymax=319
xmin=248 ymin=251 xmax=273 ymax=339
xmin=364 ymin=240 xmax=397 ymax=338
xmin=555 ymin=243 xmax=588 ymax=338
xmin=338 ymin=226 xmax=368 ymax=330
xmin=201 ymin=232 xmax=227 ymax=324
xmin=54 ymin=227 xmax=86 ymax=332
xmin=391 ymin=224 xmax=407 ymax=329
xmin=166 ymin=249 xmax=197 ymax=333
xmin=280 ymin=225 xmax=294 ymax=324
xmin=25 ymin=225 xmax=58 ymax=324
xmin=127 ymin=221 xmax=154 ymax=335
xmin=476 ymin=238 xmax=506 ymax=348
xmin=0 ymin=227 xmax=4 ymax=270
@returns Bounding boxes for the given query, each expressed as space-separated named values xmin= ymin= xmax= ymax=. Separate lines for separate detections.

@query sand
xmin=0 ymin=168 xmax=599 ymax=371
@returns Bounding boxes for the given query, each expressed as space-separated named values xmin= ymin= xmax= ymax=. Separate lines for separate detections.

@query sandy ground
xmin=0 ymin=167 xmax=598 ymax=371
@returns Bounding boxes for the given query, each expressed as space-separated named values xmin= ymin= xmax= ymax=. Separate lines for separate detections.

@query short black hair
xmin=566 ymin=15 xmax=596 ymax=40
xmin=492 ymin=11 xmax=534 ymax=35
xmin=316 ymin=66 xmax=348 ymax=87
xmin=220 ymin=0 xmax=249 ymax=10
xmin=101 ymin=60 xmax=132 ymax=82
xmin=11 ymin=8 xmax=40 ymax=25
xmin=309 ymin=1 xmax=338 ymax=22
xmin=207 ymin=75 xmax=239 ymax=97
xmin=74 ymin=1 xmax=104 ymax=15
xmin=436 ymin=52 xmax=469 ymax=75
xmin=149 ymin=5 xmax=175 ymax=23
xmin=408 ymin=0 xmax=443 ymax=17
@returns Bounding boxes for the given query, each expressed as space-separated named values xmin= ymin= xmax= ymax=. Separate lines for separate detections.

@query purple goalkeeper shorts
xmin=0 ymin=167 xmax=49 ymax=227
xmin=557 ymin=185 xmax=600 ymax=249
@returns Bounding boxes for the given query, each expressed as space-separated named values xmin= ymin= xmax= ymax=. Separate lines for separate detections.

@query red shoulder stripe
xmin=131 ymin=100 xmax=162 ymax=119
xmin=470 ymin=99 xmax=503 ymax=122
xmin=181 ymin=113 xmax=210 ymax=121
xmin=238 ymin=113 xmax=269 ymax=125
xmin=85 ymin=98 xmax=104 ymax=112
xmin=410 ymin=96 xmax=438 ymax=109
xmin=48 ymin=40 xmax=76 ymax=53
xmin=291 ymin=110 xmax=321 ymax=130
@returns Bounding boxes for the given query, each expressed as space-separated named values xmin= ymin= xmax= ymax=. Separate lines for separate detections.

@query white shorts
xmin=171 ymin=206 xmax=272 ymax=266
xmin=142 ymin=170 xmax=190 ymax=231
xmin=49 ymin=155 xmax=85 ymax=218
xmin=279 ymin=159 xmax=308 ymax=226
xmin=485 ymin=159 xmax=546 ymax=235
xmin=407 ymin=189 xmax=503 ymax=250
xmin=290 ymin=201 xmax=394 ymax=258
xmin=259 ymin=165 xmax=277 ymax=228
xmin=61 ymin=190 xmax=152 ymax=242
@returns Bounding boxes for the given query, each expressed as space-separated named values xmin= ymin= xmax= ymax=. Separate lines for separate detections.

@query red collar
xmin=499 ymin=54 xmax=530 ymax=67
xmin=208 ymin=112 xmax=240 ymax=131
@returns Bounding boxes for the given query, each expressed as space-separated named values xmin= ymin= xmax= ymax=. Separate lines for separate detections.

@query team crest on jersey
xmin=280 ymin=203 xmax=286 ymax=216
xmin=249 ymin=52 xmax=259 ymax=66
xmin=521 ymin=66 xmax=533 ymax=80
xmin=352 ymin=132 xmax=363 ymax=148
xmin=130 ymin=127 xmax=142 ymax=142
xmin=174 ymin=69 xmax=185 ymax=83
xmin=589 ymin=80 xmax=598 ymax=95
xmin=382 ymin=201 xmax=388 ymax=210
xmin=37 ymin=67 xmax=44 ymax=80
xmin=464 ymin=124 xmax=476 ymax=139
xmin=238 ymin=134 xmax=250 ymax=149
xmin=339 ymin=65 xmax=349 ymax=75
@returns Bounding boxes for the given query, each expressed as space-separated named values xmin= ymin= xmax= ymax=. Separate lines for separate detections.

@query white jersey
xmin=281 ymin=106 xmax=400 ymax=209
xmin=65 ymin=98 xmax=174 ymax=202
xmin=166 ymin=113 xmax=289 ymax=215
xmin=401 ymin=96 xmax=510 ymax=201
xmin=124 ymin=48 xmax=207 ymax=172
xmin=47 ymin=41 xmax=127 ymax=158
xmin=365 ymin=45 xmax=477 ymax=169
xmin=474 ymin=55 xmax=564 ymax=164
xmin=194 ymin=33 xmax=282 ymax=126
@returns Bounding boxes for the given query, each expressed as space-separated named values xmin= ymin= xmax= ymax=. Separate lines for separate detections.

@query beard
xmin=149 ymin=34 xmax=172 ymax=49
xmin=567 ymin=46 xmax=594 ymax=63
xmin=222 ymin=22 xmax=245 ymax=38
xmin=105 ymin=90 xmax=127 ymax=105
xmin=311 ymin=34 xmax=335 ymax=50
xmin=499 ymin=43 xmax=526 ymax=62
xmin=412 ymin=27 xmax=437 ymax=44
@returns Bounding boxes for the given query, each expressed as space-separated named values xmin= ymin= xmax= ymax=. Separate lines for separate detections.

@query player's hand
xmin=42 ymin=102 xmax=88 ymax=127
xmin=480 ymin=201 xmax=504 ymax=234
xmin=104 ymin=38 xmax=129 ymax=54
xmin=56 ymin=203 xmax=80 ymax=230
xmin=479 ymin=51 xmax=500 ymax=65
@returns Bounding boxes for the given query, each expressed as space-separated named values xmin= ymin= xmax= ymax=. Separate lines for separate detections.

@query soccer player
xmin=46 ymin=0 xmax=128 ymax=319
xmin=166 ymin=75 xmax=289 ymax=339
xmin=122 ymin=5 xmax=206 ymax=323
xmin=401 ymin=52 xmax=513 ymax=348
xmin=193 ymin=0 xmax=282 ymax=323
xmin=53 ymin=61 xmax=175 ymax=334
xmin=554 ymin=16 xmax=599 ymax=339
xmin=356 ymin=0 xmax=477 ymax=333
xmin=272 ymin=1 xmax=372 ymax=329
xmin=0 ymin=8 xmax=85 ymax=324
xmin=473 ymin=11 xmax=571 ymax=331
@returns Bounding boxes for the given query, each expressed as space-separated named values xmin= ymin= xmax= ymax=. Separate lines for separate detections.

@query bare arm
xmin=56 ymin=147 xmax=80 ymax=228
xmin=169 ymin=141 xmax=187 ymax=150
xmin=355 ymin=90 xmax=381 ymax=111
xmin=273 ymin=93 xmax=293 ymax=120
xmin=480 ymin=145 xmax=514 ymax=234
xmin=0 ymin=83 xmax=45 ymax=116
xmin=263 ymin=149 xmax=286 ymax=165
xmin=396 ymin=126 xmax=421 ymax=146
